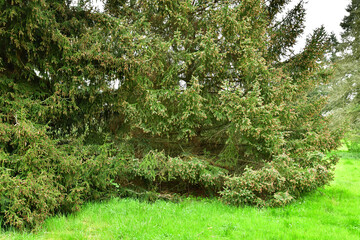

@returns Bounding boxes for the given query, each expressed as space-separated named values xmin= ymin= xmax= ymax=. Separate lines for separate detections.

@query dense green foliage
xmin=0 ymin=122 xmax=123 ymax=229
xmin=0 ymin=0 xmax=342 ymax=229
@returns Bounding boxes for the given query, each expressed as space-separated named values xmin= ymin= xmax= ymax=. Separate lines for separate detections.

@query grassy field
xmin=1 ymin=151 xmax=359 ymax=240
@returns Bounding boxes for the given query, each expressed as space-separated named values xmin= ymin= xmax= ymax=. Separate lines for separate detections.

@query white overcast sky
xmin=287 ymin=0 xmax=351 ymax=52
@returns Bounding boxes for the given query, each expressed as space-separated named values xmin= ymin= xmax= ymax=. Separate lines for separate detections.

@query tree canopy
xmin=0 ymin=0 xmax=342 ymax=229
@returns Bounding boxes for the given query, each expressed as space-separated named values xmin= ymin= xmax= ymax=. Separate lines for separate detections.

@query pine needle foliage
xmin=0 ymin=0 xmax=342 ymax=229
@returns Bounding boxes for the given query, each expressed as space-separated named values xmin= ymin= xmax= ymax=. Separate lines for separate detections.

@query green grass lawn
xmin=2 ymin=151 xmax=359 ymax=240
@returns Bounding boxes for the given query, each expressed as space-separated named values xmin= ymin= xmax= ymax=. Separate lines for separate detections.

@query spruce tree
xmin=0 ymin=0 xmax=343 ymax=228
xmin=102 ymin=0 xmax=340 ymax=165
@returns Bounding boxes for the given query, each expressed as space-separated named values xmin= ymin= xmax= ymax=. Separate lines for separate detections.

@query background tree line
xmin=325 ymin=0 xmax=360 ymax=152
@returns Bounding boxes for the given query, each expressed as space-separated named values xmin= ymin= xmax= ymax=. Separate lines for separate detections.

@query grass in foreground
xmin=1 ymin=151 xmax=360 ymax=240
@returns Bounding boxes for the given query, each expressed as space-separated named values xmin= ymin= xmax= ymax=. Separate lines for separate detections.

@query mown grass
xmin=1 ymin=151 xmax=360 ymax=240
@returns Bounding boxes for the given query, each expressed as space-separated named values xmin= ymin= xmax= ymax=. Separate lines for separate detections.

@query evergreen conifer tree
xmin=0 ymin=0 xmax=343 ymax=228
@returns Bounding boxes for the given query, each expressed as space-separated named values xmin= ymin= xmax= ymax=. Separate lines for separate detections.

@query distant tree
xmin=325 ymin=0 xmax=360 ymax=146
